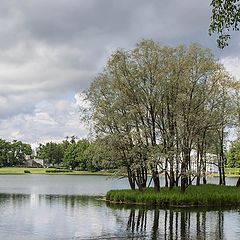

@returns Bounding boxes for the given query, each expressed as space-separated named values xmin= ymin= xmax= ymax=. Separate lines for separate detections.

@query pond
xmin=0 ymin=175 xmax=239 ymax=239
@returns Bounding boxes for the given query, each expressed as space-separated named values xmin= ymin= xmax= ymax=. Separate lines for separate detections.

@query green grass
xmin=225 ymin=168 xmax=240 ymax=175
xmin=45 ymin=169 xmax=73 ymax=173
xmin=106 ymin=184 xmax=240 ymax=208
xmin=0 ymin=167 xmax=114 ymax=175
xmin=209 ymin=168 xmax=240 ymax=177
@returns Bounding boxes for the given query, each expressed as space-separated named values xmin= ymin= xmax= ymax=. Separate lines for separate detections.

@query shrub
xmin=24 ymin=170 xmax=31 ymax=173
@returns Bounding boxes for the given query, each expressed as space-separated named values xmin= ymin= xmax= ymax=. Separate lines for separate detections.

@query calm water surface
xmin=0 ymin=175 xmax=239 ymax=239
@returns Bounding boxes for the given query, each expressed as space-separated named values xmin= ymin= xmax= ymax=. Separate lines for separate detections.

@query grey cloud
xmin=0 ymin=0 xmax=239 ymax=143
xmin=0 ymin=97 xmax=88 ymax=144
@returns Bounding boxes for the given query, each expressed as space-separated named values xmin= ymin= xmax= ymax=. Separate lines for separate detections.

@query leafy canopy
xmin=209 ymin=0 xmax=240 ymax=48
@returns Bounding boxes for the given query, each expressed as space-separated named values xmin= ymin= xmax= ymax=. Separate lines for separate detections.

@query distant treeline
xmin=0 ymin=136 xmax=240 ymax=176
xmin=0 ymin=137 xmax=116 ymax=171
xmin=35 ymin=137 xmax=117 ymax=171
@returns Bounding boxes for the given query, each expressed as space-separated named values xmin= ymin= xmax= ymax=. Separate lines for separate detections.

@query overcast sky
xmin=0 ymin=0 xmax=239 ymax=145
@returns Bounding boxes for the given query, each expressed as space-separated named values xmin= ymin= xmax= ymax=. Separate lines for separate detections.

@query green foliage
xmin=63 ymin=139 xmax=90 ymax=169
xmin=106 ymin=185 xmax=240 ymax=207
xmin=24 ymin=170 xmax=31 ymax=173
xmin=83 ymin=138 xmax=119 ymax=171
xmin=226 ymin=140 xmax=240 ymax=168
xmin=83 ymin=39 xmax=235 ymax=191
xmin=33 ymin=138 xmax=113 ymax=171
xmin=209 ymin=0 xmax=240 ymax=48
xmin=36 ymin=142 xmax=64 ymax=165
xmin=83 ymin=143 xmax=102 ymax=171
xmin=0 ymin=139 xmax=32 ymax=167
xmin=225 ymin=168 xmax=240 ymax=175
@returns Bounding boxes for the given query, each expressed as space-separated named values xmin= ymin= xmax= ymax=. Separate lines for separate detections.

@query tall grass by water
xmin=106 ymin=184 xmax=240 ymax=208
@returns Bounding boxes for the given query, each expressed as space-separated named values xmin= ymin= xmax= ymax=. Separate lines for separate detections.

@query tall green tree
xmin=36 ymin=142 xmax=64 ymax=165
xmin=0 ymin=139 xmax=11 ymax=166
xmin=227 ymin=140 xmax=240 ymax=168
xmin=0 ymin=139 xmax=31 ymax=166
xmin=63 ymin=139 xmax=90 ymax=169
xmin=11 ymin=140 xmax=32 ymax=166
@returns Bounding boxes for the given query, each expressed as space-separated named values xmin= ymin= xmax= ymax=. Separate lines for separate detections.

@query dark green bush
xmin=24 ymin=170 xmax=31 ymax=173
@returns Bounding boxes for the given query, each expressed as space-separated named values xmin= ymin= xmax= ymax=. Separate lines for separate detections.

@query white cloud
xmin=0 ymin=97 xmax=88 ymax=144
xmin=221 ymin=57 xmax=240 ymax=79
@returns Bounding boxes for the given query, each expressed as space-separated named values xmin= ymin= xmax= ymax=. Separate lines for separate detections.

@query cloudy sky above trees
xmin=0 ymin=0 xmax=239 ymax=144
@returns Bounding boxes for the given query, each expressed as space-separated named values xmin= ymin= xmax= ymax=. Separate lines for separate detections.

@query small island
xmin=106 ymin=184 xmax=240 ymax=208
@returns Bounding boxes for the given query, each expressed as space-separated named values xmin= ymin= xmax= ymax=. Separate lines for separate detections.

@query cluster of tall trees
xmin=83 ymin=40 xmax=240 ymax=192
xmin=0 ymin=139 xmax=32 ymax=167
xmin=36 ymin=138 xmax=107 ymax=171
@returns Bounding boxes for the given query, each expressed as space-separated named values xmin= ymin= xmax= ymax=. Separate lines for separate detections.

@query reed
xmin=106 ymin=184 xmax=240 ymax=207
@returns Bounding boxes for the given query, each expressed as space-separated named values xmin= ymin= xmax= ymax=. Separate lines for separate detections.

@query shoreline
xmin=0 ymin=167 xmax=239 ymax=178
xmin=105 ymin=199 xmax=240 ymax=209
xmin=0 ymin=167 xmax=115 ymax=176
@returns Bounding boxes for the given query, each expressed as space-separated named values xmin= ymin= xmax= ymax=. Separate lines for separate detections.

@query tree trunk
xmin=169 ymin=166 xmax=175 ymax=189
xmin=218 ymin=163 xmax=223 ymax=185
xmin=188 ymin=160 xmax=192 ymax=186
xmin=218 ymin=127 xmax=226 ymax=185
xmin=165 ymin=172 xmax=169 ymax=187
xmin=164 ymin=158 xmax=168 ymax=187
xmin=127 ymin=167 xmax=136 ymax=190
xmin=152 ymin=167 xmax=160 ymax=192
xmin=202 ymin=151 xmax=207 ymax=184
xmin=136 ymin=166 xmax=147 ymax=191
xmin=181 ymin=161 xmax=188 ymax=193
xmin=181 ymin=148 xmax=190 ymax=193
xmin=222 ymin=163 xmax=226 ymax=185
xmin=236 ymin=176 xmax=240 ymax=187
xmin=196 ymin=145 xmax=201 ymax=186
xmin=175 ymin=136 xmax=180 ymax=187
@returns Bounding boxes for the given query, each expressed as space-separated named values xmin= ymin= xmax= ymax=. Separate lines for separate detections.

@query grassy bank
xmin=106 ymin=185 xmax=240 ymax=208
xmin=210 ymin=168 xmax=240 ymax=177
xmin=225 ymin=168 xmax=240 ymax=176
xmin=0 ymin=167 xmax=114 ymax=175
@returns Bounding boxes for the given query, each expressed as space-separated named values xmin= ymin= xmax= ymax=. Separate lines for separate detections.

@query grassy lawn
xmin=209 ymin=168 xmax=240 ymax=177
xmin=106 ymin=184 xmax=240 ymax=208
xmin=0 ymin=167 xmax=114 ymax=175
xmin=225 ymin=168 xmax=240 ymax=175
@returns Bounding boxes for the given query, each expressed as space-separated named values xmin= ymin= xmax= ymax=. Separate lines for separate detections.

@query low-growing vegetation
xmin=0 ymin=167 xmax=114 ymax=175
xmin=45 ymin=169 xmax=73 ymax=173
xmin=106 ymin=185 xmax=240 ymax=208
xmin=225 ymin=168 xmax=240 ymax=175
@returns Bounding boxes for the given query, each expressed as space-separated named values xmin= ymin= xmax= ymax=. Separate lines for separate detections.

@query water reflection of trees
xmin=123 ymin=207 xmax=226 ymax=240
xmin=127 ymin=209 xmax=147 ymax=233
xmin=0 ymin=193 xmax=30 ymax=208
xmin=0 ymin=193 xmax=97 ymax=211
xmin=38 ymin=194 xmax=98 ymax=212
